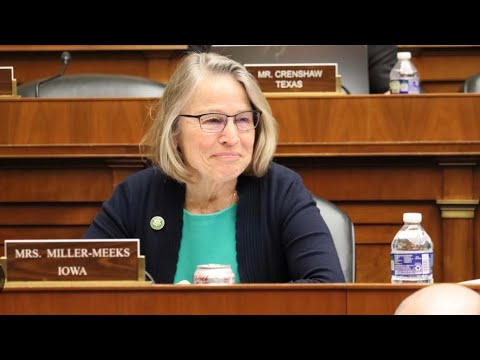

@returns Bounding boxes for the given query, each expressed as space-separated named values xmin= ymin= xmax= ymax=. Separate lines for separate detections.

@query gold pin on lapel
xmin=150 ymin=216 xmax=165 ymax=230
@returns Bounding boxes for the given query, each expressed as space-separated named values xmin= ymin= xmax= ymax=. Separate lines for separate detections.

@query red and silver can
xmin=194 ymin=264 xmax=236 ymax=284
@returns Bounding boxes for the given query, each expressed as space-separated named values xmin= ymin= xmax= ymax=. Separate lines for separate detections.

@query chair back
xmin=314 ymin=196 xmax=355 ymax=282
xmin=18 ymin=74 xmax=165 ymax=98
xmin=463 ymin=72 xmax=480 ymax=93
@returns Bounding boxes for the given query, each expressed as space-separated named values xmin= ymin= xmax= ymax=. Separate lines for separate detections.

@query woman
xmin=84 ymin=52 xmax=345 ymax=284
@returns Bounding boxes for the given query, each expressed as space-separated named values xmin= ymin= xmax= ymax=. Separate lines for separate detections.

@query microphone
xmin=35 ymin=51 xmax=71 ymax=98
xmin=341 ymin=85 xmax=351 ymax=94
xmin=145 ymin=270 xmax=155 ymax=283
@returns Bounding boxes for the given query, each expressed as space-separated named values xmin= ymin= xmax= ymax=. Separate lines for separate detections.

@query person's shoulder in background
xmin=368 ymin=45 xmax=398 ymax=94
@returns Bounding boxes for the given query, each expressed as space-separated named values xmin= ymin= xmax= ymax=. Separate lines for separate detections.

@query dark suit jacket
xmin=367 ymin=45 xmax=398 ymax=93
xmin=84 ymin=163 xmax=345 ymax=284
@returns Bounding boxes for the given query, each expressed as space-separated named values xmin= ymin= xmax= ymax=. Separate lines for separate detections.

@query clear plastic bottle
xmin=391 ymin=212 xmax=433 ymax=283
xmin=389 ymin=51 xmax=420 ymax=94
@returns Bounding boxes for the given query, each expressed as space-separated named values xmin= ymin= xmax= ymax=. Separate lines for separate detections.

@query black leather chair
xmin=314 ymin=196 xmax=355 ymax=282
xmin=463 ymin=72 xmax=480 ymax=93
xmin=18 ymin=74 xmax=165 ymax=98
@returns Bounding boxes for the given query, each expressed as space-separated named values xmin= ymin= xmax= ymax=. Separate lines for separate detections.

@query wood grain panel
xmin=399 ymin=45 xmax=480 ymax=93
xmin=442 ymin=219 xmax=474 ymax=282
xmin=341 ymin=203 xmax=439 ymax=224
xmin=0 ymin=284 xmax=346 ymax=315
xmin=3 ymin=95 xmax=480 ymax=154
xmin=1 ymin=282 xmax=479 ymax=315
xmin=296 ymin=167 xmax=441 ymax=201
xmin=0 ymin=46 xmax=187 ymax=86
xmin=356 ymin=245 xmax=391 ymax=282
xmin=0 ymin=205 xmax=100 ymax=225
xmin=442 ymin=166 xmax=474 ymax=199
xmin=422 ymin=82 xmax=463 ymax=93
xmin=269 ymin=95 xmax=480 ymax=145
xmin=0 ymin=99 xmax=154 ymax=145
xmin=0 ymin=168 xmax=112 ymax=202
xmin=355 ymin=225 xmax=400 ymax=244
xmin=346 ymin=283 xmax=426 ymax=315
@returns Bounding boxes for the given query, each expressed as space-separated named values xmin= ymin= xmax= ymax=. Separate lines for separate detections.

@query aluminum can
xmin=193 ymin=264 xmax=235 ymax=284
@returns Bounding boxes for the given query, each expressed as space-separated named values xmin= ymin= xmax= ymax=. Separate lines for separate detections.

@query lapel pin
xmin=150 ymin=216 xmax=165 ymax=230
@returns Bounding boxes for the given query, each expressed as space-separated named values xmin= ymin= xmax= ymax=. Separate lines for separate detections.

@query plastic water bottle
xmin=389 ymin=52 xmax=420 ymax=94
xmin=391 ymin=212 xmax=433 ymax=283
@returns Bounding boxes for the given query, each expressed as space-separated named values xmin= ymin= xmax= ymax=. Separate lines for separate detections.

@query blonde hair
xmin=140 ymin=52 xmax=278 ymax=184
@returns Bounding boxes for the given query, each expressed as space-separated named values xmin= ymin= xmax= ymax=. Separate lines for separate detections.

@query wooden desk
xmin=399 ymin=45 xmax=480 ymax=93
xmin=0 ymin=45 xmax=188 ymax=86
xmin=0 ymin=95 xmax=479 ymax=283
xmin=1 ymin=283 xmax=474 ymax=315
xmin=3 ymin=45 xmax=479 ymax=94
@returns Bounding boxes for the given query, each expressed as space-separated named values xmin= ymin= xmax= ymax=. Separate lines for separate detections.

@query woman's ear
xmin=173 ymin=135 xmax=182 ymax=155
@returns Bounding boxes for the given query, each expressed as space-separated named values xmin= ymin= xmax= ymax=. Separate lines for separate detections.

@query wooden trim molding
xmin=436 ymin=199 xmax=479 ymax=219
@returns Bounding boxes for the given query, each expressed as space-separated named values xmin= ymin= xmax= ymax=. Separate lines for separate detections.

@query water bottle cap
xmin=403 ymin=212 xmax=422 ymax=223
xmin=397 ymin=52 xmax=412 ymax=60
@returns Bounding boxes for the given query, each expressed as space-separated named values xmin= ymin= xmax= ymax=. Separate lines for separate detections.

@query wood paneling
xmin=1 ymin=96 xmax=479 ymax=283
xmin=0 ymin=45 xmax=188 ymax=86
xmin=0 ymin=168 xmax=112 ymax=202
xmin=0 ymin=283 xmax=477 ymax=315
xmin=0 ymin=284 xmax=347 ymax=315
xmin=0 ymin=205 xmax=100 ymax=225
xmin=346 ymin=283 xmax=428 ymax=315
xmin=3 ymin=45 xmax=479 ymax=94
xmin=399 ymin=45 xmax=480 ymax=93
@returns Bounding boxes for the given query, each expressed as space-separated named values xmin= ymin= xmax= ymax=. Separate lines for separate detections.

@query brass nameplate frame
xmin=0 ymin=66 xmax=17 ymax=97
xmin=245 ymin=63 xmax=340 ymax=93
xmin=2 ymin=239 xmax=143 ymax=282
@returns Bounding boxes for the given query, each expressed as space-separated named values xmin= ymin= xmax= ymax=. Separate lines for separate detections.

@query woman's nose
xmin=219 ymin=117 xmax=240 ymax=143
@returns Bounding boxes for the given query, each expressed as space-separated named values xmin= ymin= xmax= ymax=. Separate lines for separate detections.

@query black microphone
xmin=35 ymin=51 xmax=71 ymax=98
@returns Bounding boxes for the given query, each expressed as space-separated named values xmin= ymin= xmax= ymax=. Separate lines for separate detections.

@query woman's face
xmin=176 ymin=73 xmax=256 ymax=184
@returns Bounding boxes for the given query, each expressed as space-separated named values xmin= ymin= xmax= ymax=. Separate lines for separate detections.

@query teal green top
xmin=174 ymin=204 xmax=239 ymax=284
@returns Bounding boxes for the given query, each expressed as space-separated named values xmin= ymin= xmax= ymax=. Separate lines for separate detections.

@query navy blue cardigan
xmin=84 ymin=162 xmax=345 ymax=284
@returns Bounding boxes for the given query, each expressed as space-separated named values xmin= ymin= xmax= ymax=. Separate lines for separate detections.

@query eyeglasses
xmin=178 ymin=110 xmax=261 ymax=133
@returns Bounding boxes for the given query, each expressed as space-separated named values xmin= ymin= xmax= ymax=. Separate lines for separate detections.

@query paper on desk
xmin=458 ymin=279 xmax=480 ymax=284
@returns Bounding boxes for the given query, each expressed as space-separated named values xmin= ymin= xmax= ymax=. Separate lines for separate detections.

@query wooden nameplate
xmin=245 ymin=63 xmax=342 ymax=94
xmin=1 ymin=239 xmax=150 ymax=285
xmin=0 ymin=66 xmax=18 ymax=97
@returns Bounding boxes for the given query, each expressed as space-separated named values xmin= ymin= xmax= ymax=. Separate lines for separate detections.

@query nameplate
xmin=4 ymin=239 xmax=140 ymax=281
xmin=0 ymin=66 xmax=16 ymax=96
xmin=244 ymin=63 xmax=339 ymax=93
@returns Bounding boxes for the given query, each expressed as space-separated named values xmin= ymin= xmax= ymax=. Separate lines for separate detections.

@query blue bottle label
xmin=399 ymin=79 xmax=409 ymax=94
xmin=391 ymin=252 xmax=433 ymax=276
xmin=398 ymin=79 xmax=420 ymax=94
xmin=408 ymin=79 xmax=420 ymax=94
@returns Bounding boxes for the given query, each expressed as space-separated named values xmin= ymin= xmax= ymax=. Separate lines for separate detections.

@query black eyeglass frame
xmin=178 ymin=110 xmax=262 ymax=133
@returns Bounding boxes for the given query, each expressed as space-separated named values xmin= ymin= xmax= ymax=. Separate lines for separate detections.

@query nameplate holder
xmin=244 ymin=63 xmax=341 ymax=94
xmin=0 ymin=66 xmax=17 ymax=97
xmin=1 ymin=239 xmax=145 ymax=283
